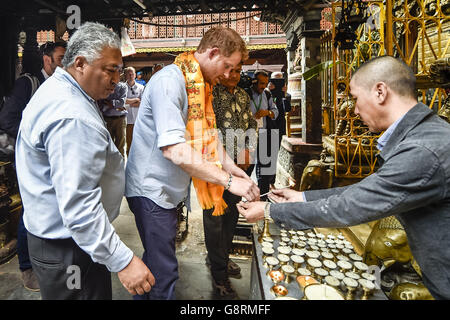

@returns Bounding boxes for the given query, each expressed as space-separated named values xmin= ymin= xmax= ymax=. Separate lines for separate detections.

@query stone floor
xmin=0 ymin=184 xmax=253 ymax=300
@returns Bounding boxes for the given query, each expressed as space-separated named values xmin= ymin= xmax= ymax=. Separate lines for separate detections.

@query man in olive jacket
xmin=238 ymin=56 xmax=450 ymax=300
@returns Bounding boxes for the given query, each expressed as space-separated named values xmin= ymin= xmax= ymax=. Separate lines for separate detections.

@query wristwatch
xmin=264 ymin=202 xmax=271 ymax=219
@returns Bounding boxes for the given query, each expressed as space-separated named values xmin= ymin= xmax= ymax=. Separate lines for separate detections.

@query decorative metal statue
xmin=364 ymin=216 xmax=433 ymax=300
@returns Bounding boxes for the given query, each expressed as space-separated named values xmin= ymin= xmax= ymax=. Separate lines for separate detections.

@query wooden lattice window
xmin=187 ymin=15 xmax=196 ymax=37
xmin=236 ymin=12 xmax=247 ymax=36
xmin=175 ymin=16 xmax=183 ymax=38
xmin=158 ymin=16 xmax=166 ymax=38
xmin=167 ymin=16 xmax=174 ymax=38
xmin=268 ymin=23 xmax=277 ymax=34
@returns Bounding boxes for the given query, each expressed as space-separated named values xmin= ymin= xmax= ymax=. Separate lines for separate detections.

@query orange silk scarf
xmin=173 ymin=51 xmax=227 ymax=216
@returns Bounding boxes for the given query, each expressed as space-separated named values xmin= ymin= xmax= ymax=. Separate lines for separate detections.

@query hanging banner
xmin=120 ymin=27 xmax=136 ymax=57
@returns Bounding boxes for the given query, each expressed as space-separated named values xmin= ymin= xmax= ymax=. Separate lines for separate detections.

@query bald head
xmin=352 ymin=56 xmax=416 ymax=99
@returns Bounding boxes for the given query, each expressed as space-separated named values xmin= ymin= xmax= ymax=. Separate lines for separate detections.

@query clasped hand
xmin=236 ymin=187 xmax=304 ymax=223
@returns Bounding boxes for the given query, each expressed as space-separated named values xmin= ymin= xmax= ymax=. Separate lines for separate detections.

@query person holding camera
xmin=268 ymin=71 xmax=291 ymax=143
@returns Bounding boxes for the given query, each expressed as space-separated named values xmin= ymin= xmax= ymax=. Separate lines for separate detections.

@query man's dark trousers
xmin=203 ymin=165 xmax=254 ymax=281
xmin=127 ymin=196 xmax=179 ymax=300
xmin=27 ymin=232 xmax=112 ymax=300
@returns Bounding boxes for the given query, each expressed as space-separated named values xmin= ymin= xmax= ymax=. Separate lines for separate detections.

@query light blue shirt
xmin=377 ymin=115 xmax=404 ymax=151
xmin=249 ymin=89 xmax=279 ymax=129
xmin=15 ymin=67 xmax=133 ymax=273
xmin=125 ymin=64 xmax=190 ymax=209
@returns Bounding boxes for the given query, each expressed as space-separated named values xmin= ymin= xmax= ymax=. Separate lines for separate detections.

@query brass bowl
xmin=330 ymin=270 xmax=345 ymax=281
xmin=278 ymin=246 xmax=292 ymax=255
xmin=281 ymin=264 xmax=296 ymax=284
xmin=270 ymin=284 xmax=289 ymax=297
xmin=292 ymin=248 xmax=306 ymax=257
xmin=268 ymin=269 xmax=285 ymax=284
xmin=349 ymin=253 xmax=363 ymax=262
xmin=303 ymin=283 xmax=345 ymax=300
xmin=337 ymin=260 xmax=353 ymax=273
xmin=296 ymin=275 xmax=319 ymax=291
xmin=325 ymin=275 xmax=341 ymax=289
xmin=291 ymin=255 xmax=305 ymax=269
xmin=354 ymin=261 xmax=369 ymax=274
xmin=277 ymin=254 xmax=290 ymax=266
xmin=297 ymin=267 xmax=312 ymax=277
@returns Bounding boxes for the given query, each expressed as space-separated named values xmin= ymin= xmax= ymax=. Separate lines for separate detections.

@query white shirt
xmin=125 ymin=81 xmax=145 ymax=124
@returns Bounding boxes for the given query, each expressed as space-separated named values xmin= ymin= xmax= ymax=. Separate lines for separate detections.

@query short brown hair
xmin=197 ymin=26 xmax=249 ymax=61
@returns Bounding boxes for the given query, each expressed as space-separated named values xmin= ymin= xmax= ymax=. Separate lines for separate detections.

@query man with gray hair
xmin=15 ymin=22 xmax=154 ymax=299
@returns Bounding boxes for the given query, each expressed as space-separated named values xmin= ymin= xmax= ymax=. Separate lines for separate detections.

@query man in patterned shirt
xmin=203 ymin=62 xmax=258 ymax=298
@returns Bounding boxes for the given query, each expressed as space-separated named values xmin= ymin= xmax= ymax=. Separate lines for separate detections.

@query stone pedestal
xmin=275 ymin=136 xmax=322 ymax=190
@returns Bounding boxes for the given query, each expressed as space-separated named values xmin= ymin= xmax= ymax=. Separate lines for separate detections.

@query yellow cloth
xmin=173 ymin=51 xmax=228 ymax=216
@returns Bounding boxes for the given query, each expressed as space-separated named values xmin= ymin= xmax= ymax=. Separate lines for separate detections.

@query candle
xmin=337 ymin=254 xmax=350 ymax=262
xmin=325 ymin=275 xmax=341 ymax=288
xmin=292 ymin=248 xmax=306 ymax=257
xmin=345 ymin=271 xmax=361 ymax=280
xmin=349 ymin=253 xmax=363 ymax=262
xmin=323 ymin=259 xmax=337 ymax=271
xmin=330 ymin=270 xmax=345 ymax=280
xmin=342 ymin=248 xmax=353 ymax=255
xmin=266 ymin=256 xmax=279 ymax=268
xmin=296 ymin=275 xmax=318 ymax=289
xmin=278 ymin=246 xmax=292 ymax=255
xmin=362 ymin=272 xmax=376 ymax=282
xmin=270 ymin=284 xmax=288 ymax=297
xmin=277 ymin=254 xmax=290 ymax=265
xmin=262 ymin=247 xmax=275 ymax=255
xmin=261 ymin=241 xmax=274 ymax=248
xmin=343 ymin=277 xmax=358 ymax=288
xmin=354 ymin=261 xmax=369 ymax=273
xmin=307 ymin=258 xmax=322 ymax=270
xmin=268 ymin=270 xmax=285 ymax=283
xmin=281 ymin=265 xmax=295 ymax=283
xmin=314 ymin=267 xmax=329 ymax=281
xmin=306 ymin=250 xmax=320 ymax=259
xmin=304 ymin=284 xmax=344 ymax=300
xmin=296 ymin=241 xmax=307 ymax=248
xmin=321 ymin=252 xmax=334 ymax=260
xmin=337 ymin=260 xmax=352 ymax=272
xmin=297 ymin=267 xmax=312 ymax=277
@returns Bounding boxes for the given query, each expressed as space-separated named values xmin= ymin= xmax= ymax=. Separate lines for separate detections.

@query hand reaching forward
xmin=228 ymin=175 xmax=260 ymax=202
xmin=118 ymin=255 xmax=155 ymax=296
xmin=236 ymin=201 xmax=266 ymax=223
xmin=268 ymin=188 xmax=304 ymax=203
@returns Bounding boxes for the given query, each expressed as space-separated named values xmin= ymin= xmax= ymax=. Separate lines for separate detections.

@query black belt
xmin=104 ymin=115 xmax=126 ymax=119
